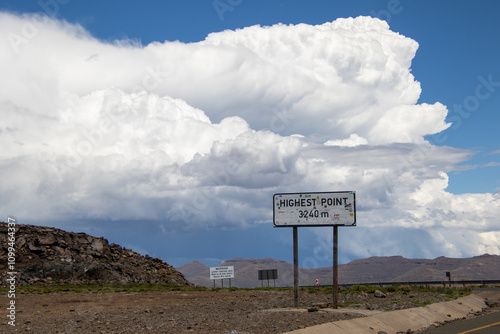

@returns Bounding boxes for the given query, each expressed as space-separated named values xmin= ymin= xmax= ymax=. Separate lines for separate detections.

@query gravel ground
xmin=0 ymin=288 xmax=467 ymax=333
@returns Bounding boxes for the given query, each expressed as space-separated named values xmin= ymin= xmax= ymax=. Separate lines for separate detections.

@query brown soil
xmin=0 ymin=288 xmax=463 ymax=333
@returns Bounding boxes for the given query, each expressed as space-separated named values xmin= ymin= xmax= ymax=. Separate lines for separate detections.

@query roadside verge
xmin=285 ymin=289 xmax=499 ymax=334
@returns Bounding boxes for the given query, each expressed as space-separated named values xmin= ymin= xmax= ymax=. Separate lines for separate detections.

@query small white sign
xmin=210 ymin=266 xmax=235 ymax=280
xmin=273 ymin=191 xmax=356 ymax=227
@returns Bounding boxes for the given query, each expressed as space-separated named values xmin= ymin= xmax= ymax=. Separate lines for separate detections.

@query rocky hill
xmin=0 ymin=222 xmax=191 ymax=286
xmin=178 ymin=254 xmax=500 ymax=288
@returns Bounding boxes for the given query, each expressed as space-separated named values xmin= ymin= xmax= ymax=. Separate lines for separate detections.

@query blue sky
xmin=1 ymin=1 xmax=499 ymax=269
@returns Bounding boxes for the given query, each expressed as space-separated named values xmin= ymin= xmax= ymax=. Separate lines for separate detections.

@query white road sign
xmin=273 ymin=191 xmax=356 ymax=227
xmin=210 ymin=266 xmax=235 ymax=280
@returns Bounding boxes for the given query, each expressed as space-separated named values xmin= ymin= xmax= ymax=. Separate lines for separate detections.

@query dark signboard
xmin=258 ymin=269 xmax=278 ymax=280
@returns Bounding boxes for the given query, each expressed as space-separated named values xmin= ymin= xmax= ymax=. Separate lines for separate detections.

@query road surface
xmin=420 ymin=310 xmax=500 ymax=334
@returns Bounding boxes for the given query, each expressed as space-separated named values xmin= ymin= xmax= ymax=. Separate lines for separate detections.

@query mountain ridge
xmin=177 ymin=254 xmax=500 ymax=288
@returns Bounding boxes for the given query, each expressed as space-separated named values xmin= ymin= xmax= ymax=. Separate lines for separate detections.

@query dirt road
xmin=0 ymin=288 xmax=464 ymax=333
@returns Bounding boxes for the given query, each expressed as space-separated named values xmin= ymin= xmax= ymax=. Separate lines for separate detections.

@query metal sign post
xmin=273 ymin=191 xmax=356 ymax=309
xmin=293 ymin=226 xmax=299 ymax=307
xmin=333 ymin=226 xmax=338 ymax=308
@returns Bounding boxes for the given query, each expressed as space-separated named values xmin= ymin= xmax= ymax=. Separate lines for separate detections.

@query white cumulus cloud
xmin=1 ymin=12 xmax=498 ymax=260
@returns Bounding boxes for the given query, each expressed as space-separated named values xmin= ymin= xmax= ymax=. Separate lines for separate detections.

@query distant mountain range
xmin=177 ymin=254 xmax=500 ymax=288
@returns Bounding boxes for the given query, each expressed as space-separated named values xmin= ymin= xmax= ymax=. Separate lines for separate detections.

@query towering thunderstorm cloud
xmin=1 ymin=13 xmax=499 ymax=258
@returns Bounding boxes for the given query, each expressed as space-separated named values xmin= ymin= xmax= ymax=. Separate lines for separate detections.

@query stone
xmin=37 ymin=234 xmax=56 ymax=245
xmin=485 ymin=299 xmax=500 ymax=308
xmin=27 ymin=240 xmax=43 ymax=252
xmin=374 ymin=290 xmax=387 ymax=298
xmin=311 ymin=302 xmax=329 ymax=309
xmin=90 ymin=238 xmax=105 ymax=256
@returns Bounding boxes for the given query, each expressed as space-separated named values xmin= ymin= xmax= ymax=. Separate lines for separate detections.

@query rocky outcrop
xmin=0 ymin=222 xmax=191 ymax=286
